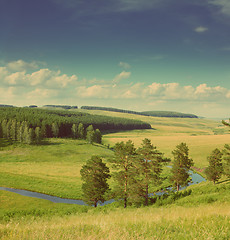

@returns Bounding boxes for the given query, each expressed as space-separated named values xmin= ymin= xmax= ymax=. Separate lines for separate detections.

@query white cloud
xmin=1 ymin=61 xmax=78 ymax=88
xmin=76 ymin=85 xmax=109 ymax=98
xmin=143 ymin=82 xmax=229 ymax=101
xmin=5 ymin=71 xmax=27 ymax=85
xmin=6 ymin=60 xmax=40 ymax=72
xmin=119 ymin=62 xmax=131 ymax=69
xmin=26 ymin=88 xmax=58 ymax=100
xmin=194 ymin=26 xmax=209 ymax=33
xmin=113 ymin=71 xmax=131 ymax=83
xmin=208 ymin=0 xmax=230 ymax=16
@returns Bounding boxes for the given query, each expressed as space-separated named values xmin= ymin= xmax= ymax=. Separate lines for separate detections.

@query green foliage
xmin=170 ymin=143 xmax=194 ymax=191
xmin=86 ymin=125 xmax=95 ymax=144
xmin=110 ymin=140 xmax=137 ymax=208
xmin=0 ymin=107 xmax=151 ymax=139
xmin=133 ymin=138 xmax=169 ymax=206
xmin=205 ymin=148 xmax=223 ymax=184
xmin=222 ymin=144 xmax=230 ymax=178
xmin=71 ymin=123 xmax=78 ymax=139
xmin=80 ymin=155 xmax=111 ymax=207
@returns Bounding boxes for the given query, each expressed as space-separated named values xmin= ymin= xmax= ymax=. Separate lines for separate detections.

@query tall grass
xmin=1 ymin=202 xmax=229 ymax=239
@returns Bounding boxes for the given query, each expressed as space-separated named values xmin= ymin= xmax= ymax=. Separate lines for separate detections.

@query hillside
xmin=81 ymin=106 xmax=198 ymax=118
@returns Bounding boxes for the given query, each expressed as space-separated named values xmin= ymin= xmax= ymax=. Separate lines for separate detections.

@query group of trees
xmin=80 ymin=139 xmax=196 ymax=208
xmin=0 ymin=107 xmax=151 ymax=139
xmin=72 ymin=123 xmax=102 ymax=144
xmin=0 ymin=118 xmax=102 ymax=145
xmin=0 ymin=119 xmax=43 ymax=144
xmin=81 ymin=139 xmax=230 ymax=208
xmin=205 ymin=145 xmax=230 ymax=183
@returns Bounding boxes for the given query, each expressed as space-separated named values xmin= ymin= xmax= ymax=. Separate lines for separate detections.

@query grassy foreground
xmin=1 ymin=193 xmax=229 ymax=239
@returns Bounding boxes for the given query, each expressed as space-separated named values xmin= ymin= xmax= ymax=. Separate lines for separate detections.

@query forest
xmin=0 ymin=107 xmax=151 ymax=143
xmin=81 ymin=106 xmax=198 ymax=118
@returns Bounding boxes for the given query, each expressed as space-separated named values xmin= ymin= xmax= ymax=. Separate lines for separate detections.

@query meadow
xmin=1 ymin=111 xmax=230 ymax=239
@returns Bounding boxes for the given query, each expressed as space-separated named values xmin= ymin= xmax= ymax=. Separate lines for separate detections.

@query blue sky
xmin=1 ymin=0 xmax=230 ymax=118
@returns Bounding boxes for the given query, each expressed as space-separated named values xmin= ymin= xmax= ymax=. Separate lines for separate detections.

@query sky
xmin=1 ymin=0 xmax=230 ymax=118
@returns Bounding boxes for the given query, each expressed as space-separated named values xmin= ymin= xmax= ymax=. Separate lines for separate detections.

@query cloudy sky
xmin=1 ymin=0 xmax=230 ymax=118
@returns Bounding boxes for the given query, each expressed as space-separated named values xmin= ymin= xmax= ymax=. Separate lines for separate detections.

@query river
xmin=0 ymin=170 xmax=206 ymax=206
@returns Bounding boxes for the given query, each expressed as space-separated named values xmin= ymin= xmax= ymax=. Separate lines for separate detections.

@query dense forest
xmin=81 ymin=106 xmax=198 ymax=118
xmin=0 ymin=107 xmax=151 ymax=142
xmin=142 ymin=111 xmax=198 ymax=118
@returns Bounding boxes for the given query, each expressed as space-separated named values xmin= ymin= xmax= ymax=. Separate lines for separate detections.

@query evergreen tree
xmin=135 ymin=138 xmax=169 ymax=206
xmin=78 ymin=123 xmax=85 ymax=139
xmin=51 ymin=122 xmax=59 ymax=138
xmin=205 ymin=148 xmax=223 ymax=184
xmin=110 ymin=140 xmax=136 ymax=208
xmin=222 ymin=144 xmax=230 ymax=178
xmin=80 ymin=155 xmax=110 ymax=207
xmin=170 ymin=143 xmax=193 ymax=191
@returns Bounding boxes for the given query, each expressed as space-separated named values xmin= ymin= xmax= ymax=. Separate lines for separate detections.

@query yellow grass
xmin=1 ymin=203 xmax=230 ymax=239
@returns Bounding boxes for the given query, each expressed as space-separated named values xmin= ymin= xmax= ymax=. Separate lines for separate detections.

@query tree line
xmin=0 ymin=119 xmax=102 ymax=145
xmin=81 ymin=139 xmax=230 ymax=208
xmin=0 ymin=107 xmax=151 ymax=139
xmin=81 ymin=106 xmax=198 ymax=118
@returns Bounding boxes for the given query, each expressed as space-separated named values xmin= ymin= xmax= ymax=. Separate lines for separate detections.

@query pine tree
xmin=170 ymin=142 xmax=194 ymax=191
xmin=80 ymin=155 xmax=110 ymax=207
xmin=222 ymin=144 xmax=230 ymax=178
xmin=135 ymin=138 xmax=169 ymax=206
xmin=205 ymin=148 xmax=223 ymax=184
xmin=110 ymin=140 xmax=136 ymax=208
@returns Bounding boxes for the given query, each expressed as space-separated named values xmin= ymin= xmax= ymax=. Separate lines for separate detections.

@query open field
xmin=80 ymin=109 xmax=230 ymax=168
xmin=0 ymin=138 xmax=113 ymax=199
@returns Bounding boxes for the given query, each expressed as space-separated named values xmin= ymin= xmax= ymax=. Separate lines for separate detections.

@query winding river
xmin=0 ymin=170 xmax=206 ymax=206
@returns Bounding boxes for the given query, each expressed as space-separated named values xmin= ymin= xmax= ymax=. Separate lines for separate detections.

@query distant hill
xmin=0 ymin=104 xmax=14 ymax=107
xmin=142 ymin=111 xmax=198 ymax=118
xmin=81 ymin=106 xmax=198 ymax=118
xmin=43 ymin=105 xmax=78 ymax=110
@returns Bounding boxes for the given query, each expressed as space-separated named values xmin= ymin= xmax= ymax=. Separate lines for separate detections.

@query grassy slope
xmin=0 ymin=138 xmax=113 ymax=199
xmin=1 ymin=180 xmax=230 ymax=239
xmin=1 ymin=110 xmax=230 ymax=239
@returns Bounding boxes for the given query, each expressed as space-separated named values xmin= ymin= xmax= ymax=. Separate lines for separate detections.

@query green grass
xmin=0 ymin=180 xmax=230 ymax=239
xmin=0 ymin=138 xmax=113 ymax=199
xmin=1 ymin=112 xmax=230 ymax=239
